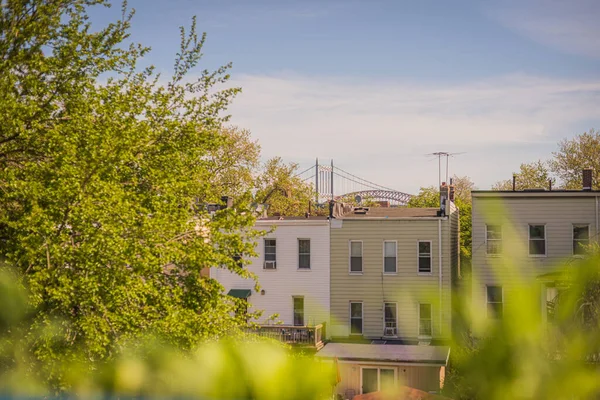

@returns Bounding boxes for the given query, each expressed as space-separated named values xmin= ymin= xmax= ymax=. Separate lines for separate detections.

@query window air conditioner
xmin=384 ymin=327 xmax=397 ymax=336
xmin=264 ymin=261 xmax=277 ymax=269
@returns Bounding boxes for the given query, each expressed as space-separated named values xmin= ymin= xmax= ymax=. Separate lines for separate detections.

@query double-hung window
xmin=486 ymin=225 xmax=502 ymax=255
xmin=528 ymin=225 xmax=546 ymax=256
xmin=573 ymin=225 xmax=590 ymax=256
xmin=383 ymin=241 xmax=397 ymax=273
xmin=419 ymin=303 xmax=432 ymax=337
xmin=293 ymin=297 xmax=304 ymax=326
xmin=418 ymin=241 xmax=432 ymax=273
xmin=487 ymin=286 xmax=503 ymax=319
xmin=264 ymin=239 xmax=277 ymax=269
xmin=350 ymin=241 xmax=363 ymax=273
xmin=384 ymin=303 xmax=397 ymax=336
xmin=298 ymin=239 xmax=311 ymax=269
xmin=350 ymin=302 xmax=363 ymax=335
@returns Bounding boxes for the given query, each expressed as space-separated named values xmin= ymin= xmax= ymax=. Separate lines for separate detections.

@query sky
xmin=91 ymin=0 xmax=600 ymax=194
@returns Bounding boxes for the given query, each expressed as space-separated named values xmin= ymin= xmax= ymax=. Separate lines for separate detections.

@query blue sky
xmin=92 ymin=0 xmax=600 ymax=193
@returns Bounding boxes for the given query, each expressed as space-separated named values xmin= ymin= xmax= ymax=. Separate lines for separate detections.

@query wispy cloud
xmin=486 ymin=0 xmax=600 ymax=59
xmin=227 ymin=73 xmax=600 ymax=192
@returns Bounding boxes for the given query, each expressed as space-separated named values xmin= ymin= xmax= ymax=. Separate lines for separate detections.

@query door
xmin=380 ymin=368 xmax=395 ymax=391
xmin=362 ymin=368 xmax=378 ymax=394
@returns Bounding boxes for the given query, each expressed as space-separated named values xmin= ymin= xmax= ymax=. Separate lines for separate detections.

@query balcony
xmin=246 ymin=324 xmax=324 ymax=350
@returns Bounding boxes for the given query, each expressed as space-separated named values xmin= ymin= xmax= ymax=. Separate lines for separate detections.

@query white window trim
xmin=485 ymin=224 xmax=502 ymax=257
xmin=486 ymin=285 xmax=504 ymax=319
xmin=417 ymin=240 xmax=433 ymax=275
xmin=349 ymin=240 xmax=364 ymax=275
xmin=349 ymin=301 xmax=363 ymax=336
xmin=382 ymin=240 xmax=398 ymax=274
xmin=418 ymin=302 xmax=433 ymax=338
xmin=359 ymin=367 xmax=397 ymax=395
xmin=263 ymin=238 xmax=277 ymax=270
xmin=383 ymin=302 xmax=398 ymax=337
xmin=572 ymin=224 xmax=590 ymax=257
xmin=528 ymin=224 xmax=547 ymax=258
xmin=297 ymin=238 xmax=311 ymax=270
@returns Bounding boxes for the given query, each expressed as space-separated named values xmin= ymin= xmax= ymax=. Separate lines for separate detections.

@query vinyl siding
xmin=471 ymin=195 xmax=599 ymax=322
xmin=330 ymin=213 xmax=455 ymax=340
xmin=211 ymin=220 xmax=330 ymax=331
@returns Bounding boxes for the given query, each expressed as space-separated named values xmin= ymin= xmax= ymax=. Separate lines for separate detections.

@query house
xmin=316 ymin=342 xmax=450 ymax=397
xmin=328 ymin=188 xmax=460 ymax=342
xmin=211 ymin=216 xmax=330 ymax=348
xmin=471 ymin=169 xmax=600 ymax=325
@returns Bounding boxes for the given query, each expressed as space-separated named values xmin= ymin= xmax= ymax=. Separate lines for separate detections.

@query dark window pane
xmin=351 ymin=242 xmax=362 ymax=256
xmin=574 ymin=240 xmax=588 ymax=255
xmin=529 ymin=225 xmax=545 ymax=239
xmin=351 ymin=256 xmax=362 ymax=272
xmin=418 ymin=241 xmax=431 ymax=254
xmin=299 ymin=254 xmax=310 ymax=269
xmin=487 ymin=286 xmax=503 ymax=302
xmin=488 ymin=303 xmax=503 ymax=319
xmin=419 ymin=319 xmax=432 ymax=336
xmin=486 ymin=225 xmax=502 ymax=240
xmin=419 ymin=304 xmax=432 ymax=319
xmin=487 ymin=240 xmax=502 ymax=254
xmin=293 ymin=297 xmax=304 ymax=326
xmin=529 ymin=239 xmax=546 ymax=255
xmin=351 ymin=303 xmax=362 ymax=317
xmin=362 ymin=368 xmax=377 ymax=393
xmin=265 ymin=239 xmax=276 ymax=247
xmin=384 ymin=303 xmax=396 ymax=320
xmin=418 ymin=256 xmax=431 ymax=273
xmin=350 ymin=318 xmax=363 ymax=334
xmin=265 ymin=239 xmax=276 ymax=261
xmin=384 ymin=257 xmax=396 ymax=273
xmin=380 ymin=369 xmax=395 ymax=390
xmin=574 ymin=226 xmax=589 ymax=240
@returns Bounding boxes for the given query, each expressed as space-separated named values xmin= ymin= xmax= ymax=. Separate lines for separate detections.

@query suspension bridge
xmin=294 ymin=159 xmax=413 ymax=206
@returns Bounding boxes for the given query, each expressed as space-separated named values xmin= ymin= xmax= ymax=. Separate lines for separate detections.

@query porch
xmin=246 ymin=324 xmax=325 ymax=350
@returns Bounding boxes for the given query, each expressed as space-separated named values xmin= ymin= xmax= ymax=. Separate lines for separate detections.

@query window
xmin=350 ymin=302 xmax=363 ymax=335
xmin=264 ymin=239 xmax=276 ymax=269
xmin=487 ymin=286 xmax=503 ymax=319
xmin=361 ymin=368 xmax=395 ymax=394
xmin=383 ymin=241 xmax=397 ymax=273
xmin=298 ymin=239 xmax=311 ymax=269
xmin=486 ymin=225 xmax=502 ymax=255
xmin=573 ymin=225 xmax=590 ymax=255
xmin=528 ymin=225 xmax=546 ymax=256
xmin=384 ymin=303 xmax=397 ymax=336
xmin=350 ymin=241 xmax=363 ymax=273
xmin=419 ymin=303 xmax=432 ymax=337
xmin=293 ymin=297 xmax=304 ymax=326
xmin=418 ymin=241 xmax=432 ymax=273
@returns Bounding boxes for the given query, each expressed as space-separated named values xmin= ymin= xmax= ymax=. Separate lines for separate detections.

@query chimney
xmin=512 ymin=174 xmax=516 ymax=191
xmin=449 ymin=178 xmax=455 ymax=202
xmin=440 ymin=182 xmax=448 ymax=216
xmin=583 ymin=169 xmax=593 ymax=191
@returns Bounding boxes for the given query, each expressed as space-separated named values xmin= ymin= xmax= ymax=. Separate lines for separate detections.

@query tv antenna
xmin=426 ymin=152 xmax=465 ymax=186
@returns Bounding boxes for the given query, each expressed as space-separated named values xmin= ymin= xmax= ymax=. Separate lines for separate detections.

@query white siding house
xmin=211 ymin=217 xmax=331 ymax=335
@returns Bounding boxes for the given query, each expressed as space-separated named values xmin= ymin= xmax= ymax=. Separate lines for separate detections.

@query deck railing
xmin=246 ymin=324 xmax=324 ymax=349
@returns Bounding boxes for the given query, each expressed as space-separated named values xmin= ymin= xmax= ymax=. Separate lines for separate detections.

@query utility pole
xmin=331 ymin=159 xmax=334 ymax=201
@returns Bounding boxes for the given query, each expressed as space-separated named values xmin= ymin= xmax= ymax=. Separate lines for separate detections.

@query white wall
xmin=211 ymin=219 xmax=330 ymax=331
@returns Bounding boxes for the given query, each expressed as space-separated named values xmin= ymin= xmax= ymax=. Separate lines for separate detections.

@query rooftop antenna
xmin=427 ymin=152 xmax=466 ymax=186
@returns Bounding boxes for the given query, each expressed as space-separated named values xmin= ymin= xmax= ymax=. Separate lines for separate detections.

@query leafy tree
xmin=254 ymin=157 xmax=316 ymax=216
xmin=492 ymin=160 xmax=555 ymax=191
xmin=551 ymin=129 xmax=600 ymax=189
xmin=0 ymin=0 xmax=261 ymax=384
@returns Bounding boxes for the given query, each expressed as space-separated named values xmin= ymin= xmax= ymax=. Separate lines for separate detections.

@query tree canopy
xmin=492 ymin=160 xmax=554 ymax=191
xmin=0 ymin=0 xmax=263 ymax=383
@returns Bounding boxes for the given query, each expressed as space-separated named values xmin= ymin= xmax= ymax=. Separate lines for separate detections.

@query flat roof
xmin=257 ymin=216 xmax=329 ymax=221
xmin=472 ymin=190 xmax=600 ymax=198
xmin=338 ymin=207 xmax=441 ymax=219
xmin=315 ymin=343 xmax=450 ymax=365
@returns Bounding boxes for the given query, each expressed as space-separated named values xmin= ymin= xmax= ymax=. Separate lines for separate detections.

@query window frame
xmin=293 ymin=296 xmax=304 ymax=326
xmin=263 ymin=238 xmax=277 ymax=269
xmin=528 ymin=224 xmax=547 ymax=257
xmin=349 ymin=240 xmax=363 ymax=274
xmin=485 ymin=224 xmax=503 ymax=256
xmin=417 ymin=240 xmax=433 ymax=275
xmin=298 ymin=238 xmax=311 ymax=270
xmin=383 ymin=302 xmax=398 ymax=337
xmin=486 ymin=285 xmax=504 ymax=319
xmin=349 ymin=301 xmax=363 ymax=335
xmin=572 ymin=224 xmax=590 ymax=257
xmin=359 ymin=367 xmax=397 ymax=395
xmin=418 ymin=303 xmax=433 ymax=337
xmin=383 ymin=240 xmax=398 ymax=274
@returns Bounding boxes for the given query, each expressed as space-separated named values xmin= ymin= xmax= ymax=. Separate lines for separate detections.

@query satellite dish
xmin=354 ymin=195 xmax=362 ymax=204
